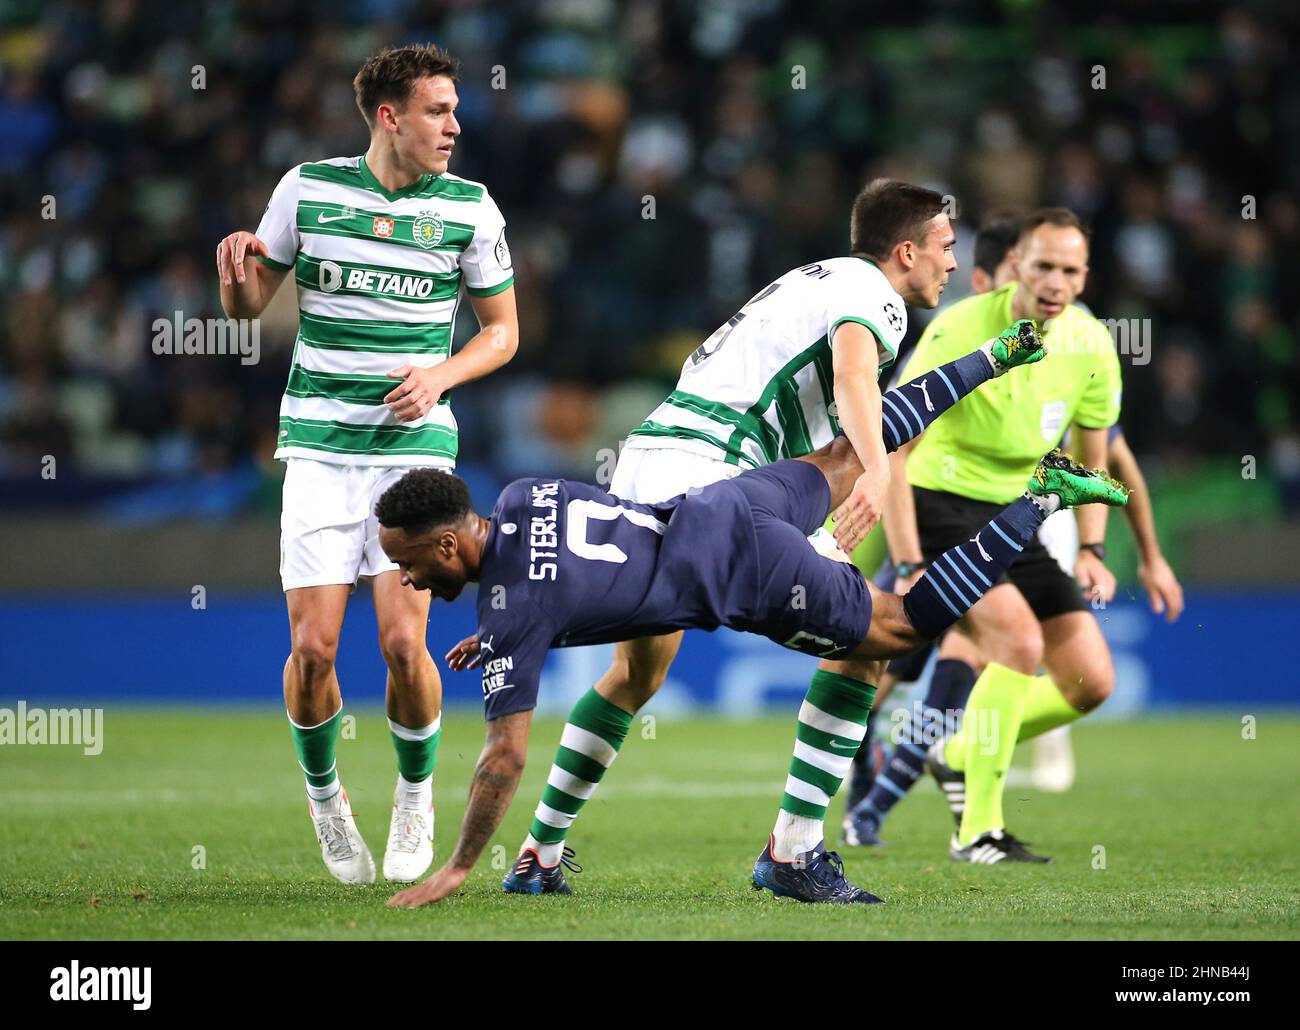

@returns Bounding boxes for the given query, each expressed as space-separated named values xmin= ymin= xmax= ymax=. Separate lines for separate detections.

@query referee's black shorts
xmin=913 ymin=486 xmax=1088 ymax=621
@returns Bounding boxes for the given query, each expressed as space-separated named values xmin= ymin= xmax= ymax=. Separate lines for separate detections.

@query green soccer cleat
xmin=987 ymin=319 xmax=1046 ymax=375
xmin=1029 ymin=449 xmax=1130 ymax=509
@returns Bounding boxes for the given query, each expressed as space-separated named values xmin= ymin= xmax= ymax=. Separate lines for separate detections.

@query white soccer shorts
xmin=609 ymin=445 xmax=847 ymax=561
xmin=609 ymin=445 xmax=743 ymax=503
xmin=279 ymin=458 xmax=445 ymax=591
xmin=1037 ymin=508 xmax=1081 ymax=576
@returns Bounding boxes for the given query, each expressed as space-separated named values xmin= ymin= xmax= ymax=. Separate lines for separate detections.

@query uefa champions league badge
xmin=413 ymin=210 xmax=445 ymax=249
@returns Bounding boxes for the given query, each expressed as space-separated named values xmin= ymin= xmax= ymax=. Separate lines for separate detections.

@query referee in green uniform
xmin=882 ymin=207 xmax=1123 ymax=863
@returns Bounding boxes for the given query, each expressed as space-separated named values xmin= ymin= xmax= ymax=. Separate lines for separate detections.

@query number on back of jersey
xmin=688 ymin=281 xmax=783 ymax=367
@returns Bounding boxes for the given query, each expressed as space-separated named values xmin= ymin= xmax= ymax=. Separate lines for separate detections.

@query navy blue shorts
xmin=727 ymin=460 xmax=874 ymax=659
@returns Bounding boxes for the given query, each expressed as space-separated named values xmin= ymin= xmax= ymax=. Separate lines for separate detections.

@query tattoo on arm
xmin=449 ymin=711 xmax=531 ymax=871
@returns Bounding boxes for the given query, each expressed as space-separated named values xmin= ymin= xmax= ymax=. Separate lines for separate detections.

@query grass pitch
xmin=1 ymin=709 xmax=1297 ymax=940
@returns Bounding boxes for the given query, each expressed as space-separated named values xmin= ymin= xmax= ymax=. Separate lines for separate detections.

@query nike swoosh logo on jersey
xmin=829 ymin=739 xmax=858 ymax=750
xmin=317 ymin=210 xmax=355 ymax=224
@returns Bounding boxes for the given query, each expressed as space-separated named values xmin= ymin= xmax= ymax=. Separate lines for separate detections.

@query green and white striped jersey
xmin=255 ymin=155 xmax=514 ymax=467
xmin=626 ymin=257 xmax=906 ymax=468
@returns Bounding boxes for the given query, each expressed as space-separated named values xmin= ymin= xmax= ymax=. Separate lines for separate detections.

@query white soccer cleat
xmin=382 ymin=798 xmax=434 ymax=882
xmin=1003 ymin=765 xmax=1034 ymax=787
xmin=310 ymin=788 xmax=376 ymax=885
xmin=1030 ymin=725 xmax=1076 ymax=793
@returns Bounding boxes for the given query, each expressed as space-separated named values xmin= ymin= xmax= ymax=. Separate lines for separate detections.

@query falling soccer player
xmin=376 ymin=357 xmax=1130 ymax=909
xmin=496 ymin=179 xmax=977 ymax=895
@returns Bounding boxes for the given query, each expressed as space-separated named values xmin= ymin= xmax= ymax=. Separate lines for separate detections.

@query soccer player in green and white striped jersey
xmin=507 ymin=180 xmax=984 ymax=891
xmin=216 ymin=44 xmax=518 ymax=886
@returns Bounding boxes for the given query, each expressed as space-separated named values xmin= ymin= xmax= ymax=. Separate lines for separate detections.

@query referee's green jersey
xmin=900 ymin=282 xmax=1122 ymax=504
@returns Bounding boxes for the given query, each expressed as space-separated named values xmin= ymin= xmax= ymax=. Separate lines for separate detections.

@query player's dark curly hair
xmin=375 ymin=470 xmax=473 ymax=534
xmin=354 ymin=43 xmax=461 ymax=129
xmin=850 ymin=179 xmax=953 ymax=262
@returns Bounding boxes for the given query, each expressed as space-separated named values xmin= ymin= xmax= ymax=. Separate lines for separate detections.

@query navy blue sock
xmin=902 ymin=495 xmax=1047 ymax=640
xmin=845 ymin=708 xmax=879 ymax=810
xmin=885 ymin=640 xmax=933 ymax=682
xmin=847 ymin=641 xmax=933 ymax=811
xmin=926 ymin=657 xmax=978 ymax=715
xmin=856 ymin=659 xmax=977 ymax=825
xmin=880 ymin=349 xmax=996 ymax=452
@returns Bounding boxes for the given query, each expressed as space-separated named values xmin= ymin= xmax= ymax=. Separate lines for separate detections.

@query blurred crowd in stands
xmin=2 ymin=0 xmax=1298 ymax=517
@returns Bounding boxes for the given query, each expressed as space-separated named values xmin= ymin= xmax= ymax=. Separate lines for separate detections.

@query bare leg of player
xmin=284 ymin=584 xmax=376 ymax=884
xmin=762 ymin=438 xmax=949 ymax=867
xmin=1024 ymin=612 xmax=1110 ymax=791
xmin=764 ymin=499 xmax=889 ymax=863
xmin=372 ymin=571 xmax=442 ymax=882
xmin=1039 ymin=611 xmax=1114 ymax=712
xmin=843 ymin=627 xmax=988 ymax=846
xmin=769 ymin=653 xmax=887 ymax=862
xmin=503 ymin=631 xmax=683 ymax=893
xmin=1028 ymin=508 xmax=1082 ymax=791
xmin=595 ymin=632 xmax=682 ymax=714
xmin=284 ymin=586 xmax=351 ymax=725
xmin=873 ymin=669 xmax=902 ymax=708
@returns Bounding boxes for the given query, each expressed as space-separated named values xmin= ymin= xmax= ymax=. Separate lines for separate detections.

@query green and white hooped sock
xmin=389 ymin=714 xmax=441 ymax=810
xmin=289 ymin=706 xmax=343 ymax=804
xmin=522 ymin=688 xmax=633 ymax=867
xmin=772 ymin=670 xmax=877 ymax=861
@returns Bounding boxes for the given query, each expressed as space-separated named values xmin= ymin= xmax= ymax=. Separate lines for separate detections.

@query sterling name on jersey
xmin=255 ymin=156 xmax=514 ymax=467
xmin=476 ymin=477 xmax=760 ymax=720
xmin=625 ymin=257 xmax=907 ymax=468
xmin=475 ymin=463 xmax=875 ymax=721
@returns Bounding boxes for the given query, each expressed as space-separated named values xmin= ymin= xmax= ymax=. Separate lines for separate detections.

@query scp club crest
xmin=412 ymin=210 xmax=445 ymax=249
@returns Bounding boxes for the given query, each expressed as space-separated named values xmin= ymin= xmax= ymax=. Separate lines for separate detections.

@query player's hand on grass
xmin=1074 ymin=550 xmax=1116 ymax=605
xmin=445 ymin=634 xmax=482 ymax=671
xmin=832 ymin=464 xmax=889 ymax=553
xmin=1138 ymin=554 xmax=1184 ymax=622
xmin=385 ymin=364 xmax=446 ymax=422
xmin=387 ymin=863 xmax=469 ymax=907
xmin=215 ymin=231 xmax=269 ymax=286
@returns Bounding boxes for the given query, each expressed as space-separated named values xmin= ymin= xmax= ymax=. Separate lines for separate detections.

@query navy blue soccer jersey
xmin=474 ymin=461 xmax=875 ymax=720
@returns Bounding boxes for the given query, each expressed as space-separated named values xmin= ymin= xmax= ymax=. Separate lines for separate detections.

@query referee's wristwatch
xmin=1080 ymin=543 xmax=1107 ymax=561
xmin=895 ymin=559 xmax=928 ymax=578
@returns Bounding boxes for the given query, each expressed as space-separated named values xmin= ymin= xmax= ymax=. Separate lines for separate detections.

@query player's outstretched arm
xmin=1109 ymin=431 xmax=1184 ymax=621
xmin=881 ymin=438 xmax=927 ymax=593
xmin=1071 ymin=425 xmax=1116 ymax=603
xmin=387 ymin=709 xmax=532 ymax=908
xmin=215 ymin=231 xmax=288 ymax=319
xmin=829 ymin=321 xmax=889 ymax=553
